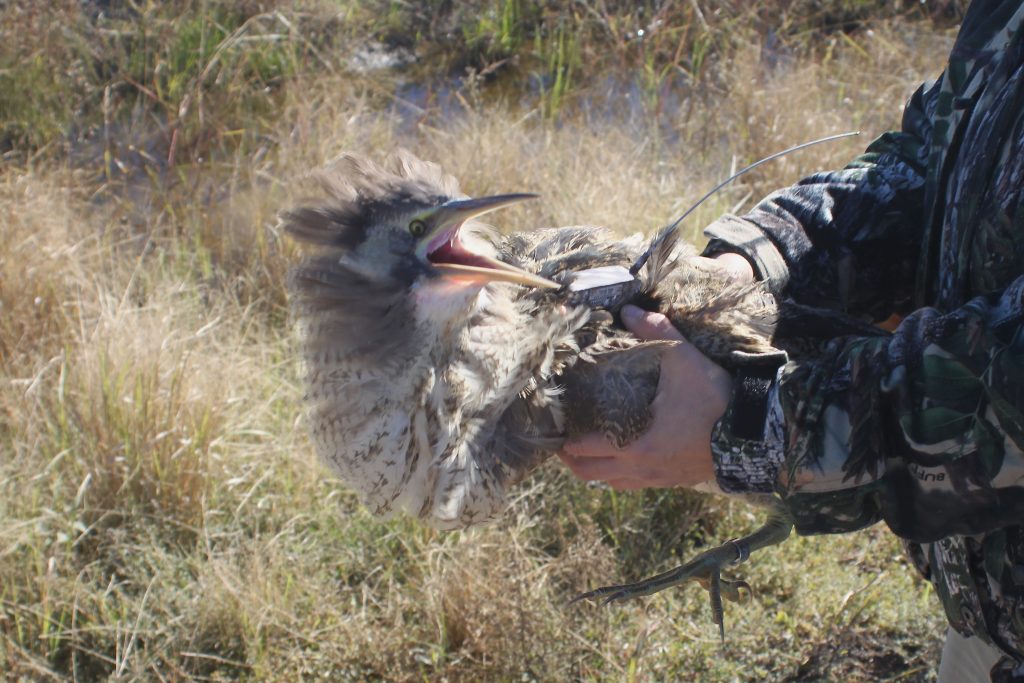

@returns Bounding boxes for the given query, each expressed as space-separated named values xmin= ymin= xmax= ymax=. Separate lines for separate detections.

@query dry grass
xmin=0 ymin=6 xmax=956 ymax=681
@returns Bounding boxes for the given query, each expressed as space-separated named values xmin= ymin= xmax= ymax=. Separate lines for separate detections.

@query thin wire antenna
xmin=629 ymin=131 xmax=860 ymax=275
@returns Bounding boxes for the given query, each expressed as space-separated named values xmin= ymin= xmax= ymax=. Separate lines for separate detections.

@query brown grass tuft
xmin=0 ymin=10 xmax=955 ymax=680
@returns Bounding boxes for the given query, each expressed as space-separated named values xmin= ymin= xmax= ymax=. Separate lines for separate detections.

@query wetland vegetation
xmin=1 ymin=1 xmax=965 ymax=679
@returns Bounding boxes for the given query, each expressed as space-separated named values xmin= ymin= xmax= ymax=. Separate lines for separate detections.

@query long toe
xmin=571 ymin=508 xmax=793 ymax=638
xmin=570 ymin=539 xmax=758 ymax=638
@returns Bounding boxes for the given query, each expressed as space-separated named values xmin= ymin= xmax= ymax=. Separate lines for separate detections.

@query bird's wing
xmin=657 ymin=264 xmax=781 ymax=364
xmin=561 ymin=338 xmax=668 ymax=447
xmin=501 ymin=226 xmax=646 ymax=282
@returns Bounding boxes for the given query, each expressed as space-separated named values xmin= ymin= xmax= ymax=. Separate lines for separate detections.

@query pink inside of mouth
xmin=426 ymin=230 xmax=497 ymax=270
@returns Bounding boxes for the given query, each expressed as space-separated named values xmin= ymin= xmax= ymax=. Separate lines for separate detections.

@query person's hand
xmin=558 ymin=252 xmax=753 ymax=490
xmin=559 ymin=304 xmax=733 ymax=489
xmin=693 ymin=252 xmax=756 ymax=284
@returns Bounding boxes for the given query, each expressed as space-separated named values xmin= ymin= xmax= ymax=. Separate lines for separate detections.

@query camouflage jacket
xmin=702 ymin=1 xmax=1024 ymax=675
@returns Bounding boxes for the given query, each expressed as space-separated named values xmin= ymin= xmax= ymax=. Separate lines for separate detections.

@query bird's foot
xmin=570 ymin=537 xmax=754 ymax=640
xmin=572 ymin=503 xmax=793 ymax=639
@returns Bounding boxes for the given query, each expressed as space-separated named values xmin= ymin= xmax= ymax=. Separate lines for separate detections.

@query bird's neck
xmin=410 ymin=277 xmax=486 ymax=330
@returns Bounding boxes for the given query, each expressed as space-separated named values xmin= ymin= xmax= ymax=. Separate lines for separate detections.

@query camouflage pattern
xmin=703 ymin=1 xmax=1024 ymax=675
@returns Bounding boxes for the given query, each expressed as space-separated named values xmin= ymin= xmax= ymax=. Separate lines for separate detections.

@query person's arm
xmin=744 ymin=278 xmax=1024 ymax=542
xmin=562 ymin=284 xmax=1024 ymax=545
xmin=703 ymin=80 xmax=935 ymax=323
xmin=560 ymin=97 xmax=938 ymax=493
xmin=559 ymin=305 xmax=728 ymax=490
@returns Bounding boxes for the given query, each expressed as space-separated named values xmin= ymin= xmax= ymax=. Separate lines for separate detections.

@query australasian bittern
xmin=284 ymin=151 xmax=887 ymax=637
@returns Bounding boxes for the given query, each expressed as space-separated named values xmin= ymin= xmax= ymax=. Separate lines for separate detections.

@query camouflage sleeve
xmin=770 ymin=276 xmax=1024 ymax=542
xmin=703 ymin=80 xmax=935 ymax=322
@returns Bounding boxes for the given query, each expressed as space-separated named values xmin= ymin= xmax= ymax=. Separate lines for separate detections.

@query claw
xmin=570 ymin=541 xmax=748 ymax=636
xmin=569 ymin=505 xmax=793 ymax=639
xmin=696 ymin=576 xmax=752 ymax=604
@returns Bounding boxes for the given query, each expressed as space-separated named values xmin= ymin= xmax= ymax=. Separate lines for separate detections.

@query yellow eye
xmin=409 ymin=219 xmax=427 ymax=237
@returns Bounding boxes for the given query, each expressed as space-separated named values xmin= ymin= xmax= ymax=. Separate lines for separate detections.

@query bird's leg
xmin=571 ymin=500 xmax=793 ymax=640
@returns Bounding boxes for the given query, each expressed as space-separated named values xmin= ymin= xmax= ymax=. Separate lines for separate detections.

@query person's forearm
xmin=703 ymin=82 xmax=934 ymax=320
xmin=772 ymin=276 xmax=1024 ymax=542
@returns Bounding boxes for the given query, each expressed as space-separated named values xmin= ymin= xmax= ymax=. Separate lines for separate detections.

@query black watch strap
xmin=726 ymin=350 xmax=788 ymax=441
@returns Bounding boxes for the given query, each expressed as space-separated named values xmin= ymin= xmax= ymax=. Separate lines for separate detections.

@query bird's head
xmin=284 ymin=150 xmax=561 ymax=370
xmin=284 ymin=151 xmax=555 ymax=303
xmin=285 ymin=153 xmax=578 ymax=530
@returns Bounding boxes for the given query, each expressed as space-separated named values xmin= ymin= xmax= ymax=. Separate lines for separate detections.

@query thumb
xmin=621 ymin=305 xmax=685 ymax=342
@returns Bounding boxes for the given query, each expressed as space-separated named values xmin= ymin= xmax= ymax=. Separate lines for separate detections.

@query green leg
xmin=572 ymin=501 xmax=793 ymax=639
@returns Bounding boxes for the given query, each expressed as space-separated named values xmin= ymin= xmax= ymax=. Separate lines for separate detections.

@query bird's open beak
xmin=419 ymin=194 xmax=559 ymax=290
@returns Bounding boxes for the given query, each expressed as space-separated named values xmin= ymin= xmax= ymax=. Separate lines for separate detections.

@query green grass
xmin=0 ymin=2 xmax=960 ymax=680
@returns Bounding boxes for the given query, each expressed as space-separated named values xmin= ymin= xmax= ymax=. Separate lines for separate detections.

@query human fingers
xmin=620 ymin=305 xmax=686 ymax=342
xmin=606 ymin=479 xmax=649 ymax=490
xmin=558 ymin=453 xmax=640 ymax=482
xmin=560 ymin=431 xmax=623 ymax=459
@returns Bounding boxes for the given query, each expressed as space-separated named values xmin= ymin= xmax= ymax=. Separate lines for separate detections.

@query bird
xmin=283 ymin=150 xmax=888 ymax=637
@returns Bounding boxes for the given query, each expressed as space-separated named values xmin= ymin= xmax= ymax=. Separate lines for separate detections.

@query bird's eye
xmin=409 ymin=220 xmax=428 ymax=238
